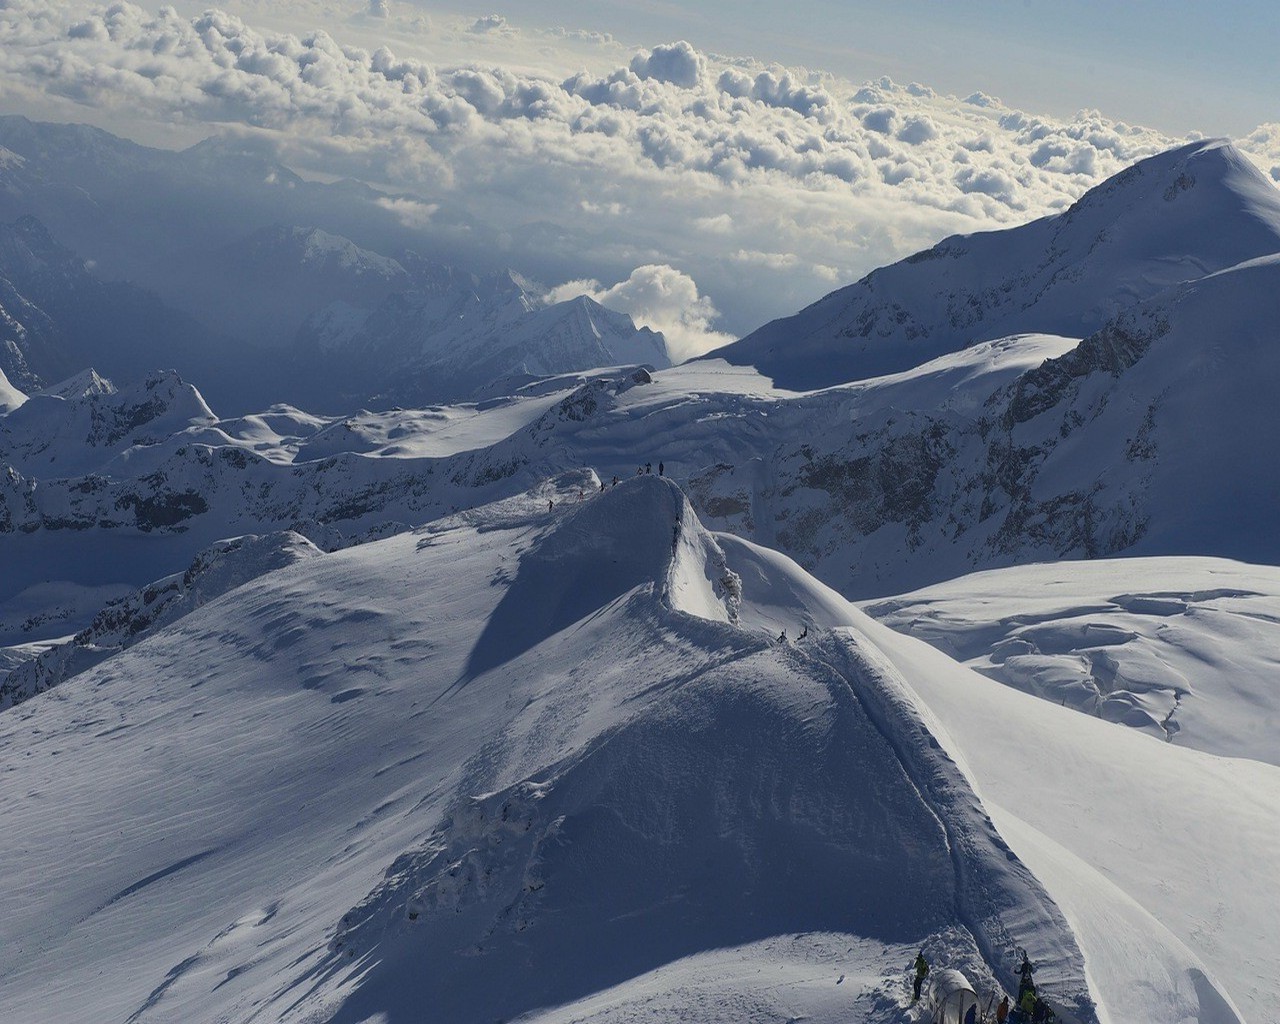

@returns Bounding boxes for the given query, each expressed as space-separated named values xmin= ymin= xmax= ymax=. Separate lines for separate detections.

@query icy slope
xmin=0 ymin=478 xmax=1086 ymax=1024
xmin=710 ymin=534 xmax=1277 ymax=1024
xmin=712 ymin=139 xmax=1280 ymax=389
xmin=865 ymin=557 xmax=1280 ymax=763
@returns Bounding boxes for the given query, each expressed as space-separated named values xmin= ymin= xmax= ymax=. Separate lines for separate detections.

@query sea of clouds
xmin=3 ymin=0 xmax=1278 ymax=357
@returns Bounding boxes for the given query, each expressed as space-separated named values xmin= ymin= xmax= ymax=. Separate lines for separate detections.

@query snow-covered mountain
xmin=0 ymin=116 xmax=673 ymax=412
xmin=1 ymin=476 xmax=1273 ymax=1024
xmin=3 ymin=135 xmax=1280 ymax=1024
xmin=711 ymin=139 xmax=1280 ymax=390
xmin=3 ymin=230 xmax=1277 ymax=639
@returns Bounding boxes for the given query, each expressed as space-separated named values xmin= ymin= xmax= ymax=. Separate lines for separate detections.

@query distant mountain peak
xmin=710 ymin=138 xmax=1280 ymax=390
xmin=39 ymin=367 xmax=116 ymax=400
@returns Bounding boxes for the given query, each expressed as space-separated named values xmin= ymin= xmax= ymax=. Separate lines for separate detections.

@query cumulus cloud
xmin=366 ymin=0 xmax=389 ymax=19
xmin=861 ymin=107 xmax=897 ymax=134
xmin=469 ymin=14 xmax=510 ymax=35
xmin=694 ymin=213 xmax=734 ymax=234
xmin=2 ymin=1 xmax=1269 ymax=341
xmin=629 ymin=40 xmax=704 ymax=88
xmin=897 ymin=115 xmax=939 ymax=145
xmin=547 ymin=264 xmax=733 ymax=361
xmin=375 ymin=195 xmax=438 ymax=227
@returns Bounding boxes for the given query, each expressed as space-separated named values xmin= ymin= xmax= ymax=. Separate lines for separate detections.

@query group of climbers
xmin=909 ymin=949 xmax=1056 ymax=1023
xmin=546 ymin=465 xmax=662 ymax=513
xmin=1012 ymin=951 xmax=1056 ymax=1022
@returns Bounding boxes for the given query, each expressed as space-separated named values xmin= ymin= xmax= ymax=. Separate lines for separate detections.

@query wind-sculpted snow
xmin=850 ymin=606 xmax=1275 ymax=1024
xmin=712 ymin=139 xmax=1280 ymax=389
xmin=865 ymin=557 xmax=1280 ymax=765
xmin=0 ymin=530 xmax=320 ymax=709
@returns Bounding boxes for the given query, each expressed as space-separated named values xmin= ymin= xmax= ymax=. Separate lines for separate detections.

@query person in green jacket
xmin=912 ymin=950 xmax=929 ymax=1002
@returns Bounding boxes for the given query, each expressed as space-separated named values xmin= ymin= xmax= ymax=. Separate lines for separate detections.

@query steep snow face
xmin=865 ymin=557 xmax=1280 ymax=765
xmin=0 ymin=478 xmax=1068 ymax=1024
xmin=712 ymin=140 xmax=1280 ymax=389
xmin=0 ymin=363 xmax=25 ymax=412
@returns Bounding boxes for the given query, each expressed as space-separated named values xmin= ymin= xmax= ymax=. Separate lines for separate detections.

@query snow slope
xmin=865 ymin=557 xmax=1280 ymax=764
xmin=711 ymin=139 xmax=1280 ymax=389
xmin=0 ymin=478 xmax=1090 ymax=1024
xmin=0 ymin=530 xmax=320 ymax=709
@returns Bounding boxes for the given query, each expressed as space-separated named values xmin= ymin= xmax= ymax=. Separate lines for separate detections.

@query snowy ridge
xmin=712 ymin=139 xmax=1280 ymax=389
xmin=269 ymin=478 xmax=1082 ymax=1022
xmin=0 ymin=530 xmax=320 ymax=709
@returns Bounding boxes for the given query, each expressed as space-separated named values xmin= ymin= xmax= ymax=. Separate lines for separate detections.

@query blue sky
xmin=443 ymin=0 xmax=1277 ymax=137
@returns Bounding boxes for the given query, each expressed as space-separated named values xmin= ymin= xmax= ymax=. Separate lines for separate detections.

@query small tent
xmin=924 ymin=968 xmax=981 ymax=1024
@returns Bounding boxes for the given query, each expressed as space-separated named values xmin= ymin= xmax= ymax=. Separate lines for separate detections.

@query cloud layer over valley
xmin=3 ymin=0 xmax=1278 ymax=354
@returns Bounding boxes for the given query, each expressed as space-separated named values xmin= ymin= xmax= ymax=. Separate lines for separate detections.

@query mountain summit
xmin=710 ymin=139 xmax=1280 ymax=389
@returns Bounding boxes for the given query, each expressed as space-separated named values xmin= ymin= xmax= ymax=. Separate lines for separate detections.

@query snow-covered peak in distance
xmin=1 ymin=368 xmax=214 ymax=478
xmin=246 ymin=224 xmax=409 ymax=282
xmin=38 ymin=366 xmax=116 ymax=401
xmin=292 ymin=263 xmax=670 ymax=408
xmin=711 ymin=139 xmax=1280 ymax=390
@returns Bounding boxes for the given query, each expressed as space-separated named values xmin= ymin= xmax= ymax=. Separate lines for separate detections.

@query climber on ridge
xmin=912 ymin=949 xmax=929 ymax=1003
